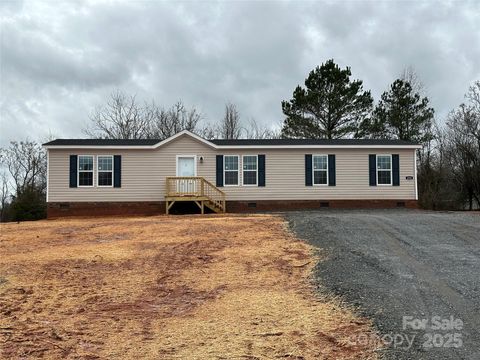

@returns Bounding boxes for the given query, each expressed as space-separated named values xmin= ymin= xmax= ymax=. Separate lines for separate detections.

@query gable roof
xmin=43 ymin=130 xmax=216 ymax=149
xmin=43 ymin=130 xmax=422 ymax=149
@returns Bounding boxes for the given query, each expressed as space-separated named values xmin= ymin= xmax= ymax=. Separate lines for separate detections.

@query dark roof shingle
xmin=210 ymin=138 xmax=419 ymax=146
xmin=43 ymin=137 xmax=419 ymax=147
xmin=43 ymin=139 xmax=161 ymax=146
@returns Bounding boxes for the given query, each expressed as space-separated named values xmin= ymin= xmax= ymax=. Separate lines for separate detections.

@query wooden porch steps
xmin=165 ymin=177 xmax=226 ymax=214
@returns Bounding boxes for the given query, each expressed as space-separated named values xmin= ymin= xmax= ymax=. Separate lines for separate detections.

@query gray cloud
xmin=1 ymin=0 xmax=479 ymax=146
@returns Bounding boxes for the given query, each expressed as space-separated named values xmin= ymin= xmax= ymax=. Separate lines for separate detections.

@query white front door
xmin=177 ymin=156 xmax=196 ymax=176
xmin=177 ymin=156 xmax=196 ymax=193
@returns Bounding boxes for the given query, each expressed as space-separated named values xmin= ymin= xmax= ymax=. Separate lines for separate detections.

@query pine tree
xmin=281 ymin=59 xmax=373 ymax=139
xmin=357 ymin=79 xmax=434 ymax=143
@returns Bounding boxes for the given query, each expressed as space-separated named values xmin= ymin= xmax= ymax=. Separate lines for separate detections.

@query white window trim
xmin=97 ymin=155 xmax=114 ymax=187
xmin=242 ymin=155 xmax=258 ymax=186
xmin=376 ymin=154 xmax=393 ymax=186
xmin=175 ymin=155 xmax=197 ymax=177
xmin=223 ymin=155 xmax=240 ymax=186
xmin=78 ymin=155 xmax=94 ymax=188
xmin=312 ymin=154 xmax=329 ymax=186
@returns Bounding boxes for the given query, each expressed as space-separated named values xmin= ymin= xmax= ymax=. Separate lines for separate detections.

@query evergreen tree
xmin=10 ymin=185 xmax=46 ymax=221
xmin=281 ymin=59 xmax=373 ymax=139
xmin=357 ymin=79 xmax=434 ymax=143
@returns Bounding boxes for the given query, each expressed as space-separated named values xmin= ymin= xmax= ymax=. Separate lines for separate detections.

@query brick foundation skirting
xmin=226 ymin=199 xmax=418 ymax=212
xmin=47 ymin=202 xmax=166 ymax=219
xmin=47 ymin=199 xmax=418 ymax=218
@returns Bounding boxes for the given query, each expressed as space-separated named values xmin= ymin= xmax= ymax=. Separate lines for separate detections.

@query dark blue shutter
xmin=114 ymin=155 xmax=121 ymax=188
xmin=305 ymin=154 xmax=312 ymax=186
xmin=216 ymin=155 xmax=223 ymax=187
xmin=258 ymin=154 xmax=265 ymax=187
xmin=369 ymin=154 xmax=377 ymax=186
xmin=69 ymin=155 xmax=77 ymax=188
xmin=328 ymin=154 xmax=336 ymax=186
xmin=392 ymin=154 xmax=400 ymax=186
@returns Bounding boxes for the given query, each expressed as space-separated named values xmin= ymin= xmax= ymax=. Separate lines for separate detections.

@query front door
xmin=177 ymin=156 xmax=196 ymax=194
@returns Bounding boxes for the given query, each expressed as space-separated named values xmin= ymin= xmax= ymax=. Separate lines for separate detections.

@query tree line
xmin=83 ymin=91 xmax=278 ymax=141
xmin=1 ymin=59 xmax=479 ymax=221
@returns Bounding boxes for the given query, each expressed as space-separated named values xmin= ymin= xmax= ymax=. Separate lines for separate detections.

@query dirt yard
xmin=0 ymin=215 xmax=380 ymax=359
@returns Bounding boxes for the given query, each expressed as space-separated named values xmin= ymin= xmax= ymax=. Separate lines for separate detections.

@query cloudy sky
xmin=1 ymin=0 xmax=479 ymax=146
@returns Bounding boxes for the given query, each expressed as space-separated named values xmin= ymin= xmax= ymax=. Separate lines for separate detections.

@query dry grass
xmin=0 ymin=214 xmax=381 ymax=359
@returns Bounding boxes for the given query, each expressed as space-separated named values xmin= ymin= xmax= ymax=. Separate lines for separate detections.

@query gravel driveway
xmin=286 ymin=209 xmax=480 ymax=360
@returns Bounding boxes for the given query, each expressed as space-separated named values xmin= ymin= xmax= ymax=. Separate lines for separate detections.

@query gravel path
xmin=286 ymin=209 xmax=480 ymax=360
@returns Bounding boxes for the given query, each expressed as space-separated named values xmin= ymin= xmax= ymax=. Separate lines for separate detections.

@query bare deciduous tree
xmin=244 ymin=118 xmax=280 ymax=139
xmin=0 ymin=171 xmax=10 ymax=221
xmin=401 ymin=66 xmax=425 ymax=96
xmin=218 ymin=103 xmax=242 ymax=139
xmin=444 ymin=88 xmax=480 ymax=209
xmin=465 ymin=81 xmax=480 ymax=144
xmin=196 ymin=124 xmax=217 ymax=140
xmin=84 ymin=91 xmax=206 ymax=140
xmin=418 ymin=81 xmax=480 ymax=210
xmin=0 ymin=140 xmax=47 ymax=195
xmin=148 ymin=101 xmax=202 ymax=139
xmin=85 ymin=91 xmax=152 ymax=139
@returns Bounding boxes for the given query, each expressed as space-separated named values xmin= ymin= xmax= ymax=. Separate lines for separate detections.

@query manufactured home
xmin=43 ymin=130 xmax=421 ymax=218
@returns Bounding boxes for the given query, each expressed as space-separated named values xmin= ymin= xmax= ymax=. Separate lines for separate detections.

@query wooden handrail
xmin=201 ymin=177 xmax=225 ymax=196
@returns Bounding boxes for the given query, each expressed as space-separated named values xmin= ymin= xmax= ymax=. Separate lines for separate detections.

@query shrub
xmin=10 ymin=186 xmax=46 ymax=221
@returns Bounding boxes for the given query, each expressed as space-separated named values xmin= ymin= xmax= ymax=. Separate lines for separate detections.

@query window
xmin=97 ymin=155 xmax=113 ymax=187
xmin=78 ymin=155 xmax=94 ymax=187
xmin=377 ymin=155 xmax=392 ymax=185
xmin=243 ymin=155 xmax=257 ymax=185
xmin=224 ymin=155 xmax=239 ymax=186
xmin=313 ymin=155 xmax=328 ymax=185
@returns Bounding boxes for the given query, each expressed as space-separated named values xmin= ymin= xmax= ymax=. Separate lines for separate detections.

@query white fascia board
xmin=43 ymin=145 xmax=155 ymax=149
xmin=216 ymin=144 xmax=423 ymax=149
xmin=151 ymin=130 xmax=217 ymax=149
xmin=44 ymin=144 xmax=422 ymax=150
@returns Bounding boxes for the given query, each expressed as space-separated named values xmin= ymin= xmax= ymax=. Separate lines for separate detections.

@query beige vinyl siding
xmin=47 ymin=134 xmax=417 ymax=202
